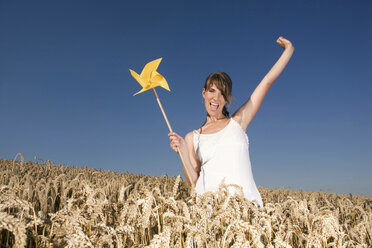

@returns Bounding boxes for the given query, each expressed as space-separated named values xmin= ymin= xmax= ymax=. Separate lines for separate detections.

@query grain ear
xmin=12 ymin=152 xmax=24 ymax=168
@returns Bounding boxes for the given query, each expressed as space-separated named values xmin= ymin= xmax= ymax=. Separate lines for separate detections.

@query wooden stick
xmin=152 ymin=88 xmax=194 ymax=188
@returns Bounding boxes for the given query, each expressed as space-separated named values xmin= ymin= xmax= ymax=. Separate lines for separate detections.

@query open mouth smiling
xmin=210 ymin=102 xmax=219 ymax=111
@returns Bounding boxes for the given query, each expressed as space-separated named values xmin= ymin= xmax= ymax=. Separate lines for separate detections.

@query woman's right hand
xmin=168 ymin=132 xmax=187 ymax=153
xmin=276 ymin=36 xmax=294 ymax=50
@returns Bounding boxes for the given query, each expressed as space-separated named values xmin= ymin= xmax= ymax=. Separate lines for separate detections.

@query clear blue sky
xmin=1 ymin=1 xmax=371 ymax=195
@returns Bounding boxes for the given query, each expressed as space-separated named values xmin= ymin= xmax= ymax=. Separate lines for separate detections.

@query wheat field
xmin=0 ymin=155 xmax=371 ymax=247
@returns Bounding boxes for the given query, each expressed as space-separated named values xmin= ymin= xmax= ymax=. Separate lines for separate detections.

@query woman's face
xmin=202 ymin=84 xmax=227 ymax=118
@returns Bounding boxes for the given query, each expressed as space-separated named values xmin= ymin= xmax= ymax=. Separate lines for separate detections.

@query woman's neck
xmin=206 ymin=115 xmax=228 ymax=123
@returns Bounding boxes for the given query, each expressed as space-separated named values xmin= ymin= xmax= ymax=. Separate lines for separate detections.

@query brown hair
xmin=204 ymin=72 xmax=232 ymax=117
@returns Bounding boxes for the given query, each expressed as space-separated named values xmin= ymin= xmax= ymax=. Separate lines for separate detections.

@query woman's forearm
xmin=169 ymin=132 xmax=199 ymax=187
xmin=264 ymin=46 xmax=294 ymax=84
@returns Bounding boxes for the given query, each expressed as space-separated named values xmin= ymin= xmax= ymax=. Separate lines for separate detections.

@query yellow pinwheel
xmin=128 ymin=58 xmax=194 ymax=188
xmin=129 ymin=58 xmax=170 ymax=96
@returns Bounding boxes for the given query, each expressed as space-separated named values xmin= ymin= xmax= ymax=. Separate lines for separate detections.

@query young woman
xmin=169 ymin=37 xmax=294 ymax=208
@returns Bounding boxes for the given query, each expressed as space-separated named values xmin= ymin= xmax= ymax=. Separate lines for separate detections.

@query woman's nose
xmin=213 ymin=91 xmax=220 ymax=97
xmin=215 ymin=92 xmax=222 ymax=99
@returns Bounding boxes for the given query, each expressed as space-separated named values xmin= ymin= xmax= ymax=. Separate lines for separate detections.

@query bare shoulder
xmin=231 ymin=114 xmax=244 ymax=129
xmin=185 ymin=131 xmax=197 ymax=157
xmin=185 ymin=131 xmax=194 ymax=144
xmin=232 ymin=99 xmax=252 ymax=132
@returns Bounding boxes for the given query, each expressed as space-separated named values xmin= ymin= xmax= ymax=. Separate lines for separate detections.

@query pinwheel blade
xmin=129 ymin=69 xmax=147 ymax=88
xmin=140 ymin=58 xmax=162 ymax=81
xmin=130 ymin=58 xmax=170 ymax=96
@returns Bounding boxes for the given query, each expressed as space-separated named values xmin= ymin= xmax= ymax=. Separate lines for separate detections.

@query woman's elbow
xmin=187 ymin=175 xmax=199 ymax=187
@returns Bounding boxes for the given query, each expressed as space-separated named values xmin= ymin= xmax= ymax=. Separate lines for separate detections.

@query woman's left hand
xmin=276 ymin=36 xmax=294 ymax=50
xmin=168 ymin=132 xmax=187 ymax=154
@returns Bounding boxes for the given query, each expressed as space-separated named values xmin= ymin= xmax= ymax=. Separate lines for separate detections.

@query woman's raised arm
xmin=233 ymin=36 xmax=294 ymax=131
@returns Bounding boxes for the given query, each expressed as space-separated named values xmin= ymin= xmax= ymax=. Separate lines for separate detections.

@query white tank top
xmin=193 ymin=118 xmax=263 ymax=208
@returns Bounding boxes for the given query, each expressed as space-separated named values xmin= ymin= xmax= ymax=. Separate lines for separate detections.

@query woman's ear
xmin=202 ymin=88 xmax=206 ymax=98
